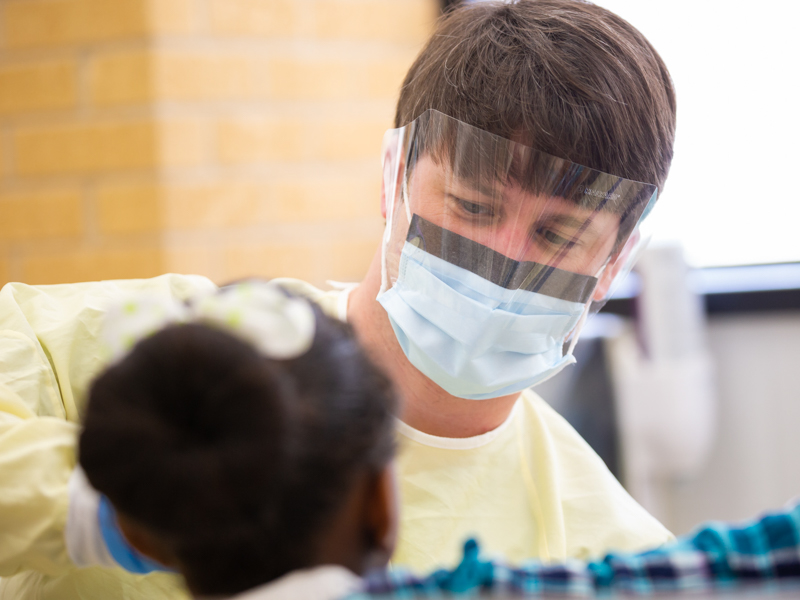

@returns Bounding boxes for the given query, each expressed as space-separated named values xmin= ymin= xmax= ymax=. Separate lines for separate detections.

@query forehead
xmin=405 ymin=118 xmax=656 ymax=222
xmin=410 ymin=154 xmax=621 ymax=225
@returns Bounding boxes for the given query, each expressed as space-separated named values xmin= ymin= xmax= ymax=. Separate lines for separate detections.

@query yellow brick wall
xmin=0 ymin=0 xmax=437 ymax=287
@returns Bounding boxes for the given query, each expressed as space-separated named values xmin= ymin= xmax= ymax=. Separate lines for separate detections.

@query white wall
xmin=592 ymin=0 xmax=800 ymax=268
xmin=659 ymin=311 xmax=800 ymax=535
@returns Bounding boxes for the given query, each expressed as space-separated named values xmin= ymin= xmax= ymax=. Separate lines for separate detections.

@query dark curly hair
xmin=79 ymin=303 xmax=397 ymax=595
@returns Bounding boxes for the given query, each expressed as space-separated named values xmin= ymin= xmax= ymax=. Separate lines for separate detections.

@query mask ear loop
xmin=563 ymin=216 xmax=648 ymax=356
xmin=563 ymin=257 xmax=612 ymax=357
xmin=565 ymin=303 xmax=591 ymax=357
xmin=564 ymin=187 xmax=656 ymax=357
xmin=593 ymin=187 xmax=658 ymax=305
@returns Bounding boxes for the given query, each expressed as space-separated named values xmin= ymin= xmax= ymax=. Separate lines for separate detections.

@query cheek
xmin=518 ymin=238 xmax=615 ymax=276
xmin=585 ymin=235 xmax=619 ymax=274
xmin=567 ymin=221 xmax=621 ymax=276
xmin=411 ymin=199 xmax=448 ymax=227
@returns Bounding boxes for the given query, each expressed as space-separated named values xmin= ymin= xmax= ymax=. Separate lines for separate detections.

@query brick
xmin=217 ymin=118 xmax=302 ymax=163
xmin=218 ymin=116 xmax=389 ymax=163
xmin=263 ymin=54 xmax=415 ymax=102
xmin=269 ymin=176 xmax=379 ymax=221
xmin=96 ymin=182 xmax=161 ymax=234
xmin=98 ymin=177 xmax=379 ymax=234
xmin=0 ymin=60 xmax=78 ymax=114
xmin=3 ymin=0 xmax=151 ymax=49
xmin=22 ymin=246 xmax=163 ymax=284
xmin=328 ymin=237 xmax=381 ymax=281
xmin=14 ymin=120 xmax=159 ymax=176
xmin=0 ymin=135 xmax=4 ymax=183
xmin=0 ymin=188 xmax=83 ymax=240
xmin=266 ymin=57 xmax=355 ymax=101
xmin=156 ymin=53 xmax=255 ymax=101
xmin=0 ymin=258 xmax=8 ymax=287
xmin=161 ymin=183 xmax=260 ymax=230
xmin=164 ymin=179 xmax=374 ymax=228
xmin=90 ymin=50 xmax=258 ymax=106
xmin=158 ymin=119 xmax=208 ymax=167
xmin=320 ymin=117 xmax=389 ymax=160
xmin=146 ymin=0 xmax=196 ymax=34
xmin=365 ymin=55 xmax=415 ymax=99
xmin=98 ymin=181 xmax=271 ymax=233
xmin=223 ymin=242 xmax=317 ymax=282
xmin=89 ymin=50 xmax=154 ymax=107
xmin=312 ymin=0 xmax=436 ymax=43
xmin=164 ymin=183 xmax=263 ymax=229
xmin=164 ymin=245 xmax=219 ymax=280
xmin=208 ymin=0 xmax=298 ymax=37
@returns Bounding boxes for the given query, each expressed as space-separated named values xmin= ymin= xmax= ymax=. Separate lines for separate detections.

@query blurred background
xmin=1 ymin=0 xmax=798 ymax=538
xmin=0 ymin=0 xmax=437 ymax=287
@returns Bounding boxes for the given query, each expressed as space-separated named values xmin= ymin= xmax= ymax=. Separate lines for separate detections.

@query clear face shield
xmin=377 ymin=110 xmax=657 ymax=400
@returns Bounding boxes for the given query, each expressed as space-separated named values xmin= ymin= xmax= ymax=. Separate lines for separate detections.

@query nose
xmin=483 ymin=221 xmax=536 ymax=263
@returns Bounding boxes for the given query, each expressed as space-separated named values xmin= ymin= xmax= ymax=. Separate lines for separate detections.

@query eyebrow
xmin=451 ymin=176 xmax=499 ymax=200
xmin=448 ymin=176 xmax=611 ymax=240
xmin=550 ymin=214 xmax=586 ymax=228
xmin=546 ymin=213 xmax=604 ymax=240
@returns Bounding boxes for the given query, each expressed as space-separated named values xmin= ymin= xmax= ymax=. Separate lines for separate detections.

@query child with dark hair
xmin=77 ymin=283 xmax=399 ymax=599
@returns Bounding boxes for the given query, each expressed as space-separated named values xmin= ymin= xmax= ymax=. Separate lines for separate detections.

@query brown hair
xmin=396 ymin=0 xmax=676 ymax=193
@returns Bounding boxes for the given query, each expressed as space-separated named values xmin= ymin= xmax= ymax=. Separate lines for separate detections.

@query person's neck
xmin=348 ymin=250 xmax=519 ymax=439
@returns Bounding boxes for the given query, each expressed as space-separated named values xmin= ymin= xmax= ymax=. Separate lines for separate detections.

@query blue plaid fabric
xmin=349 ymin=501 xmax=800 ymax=597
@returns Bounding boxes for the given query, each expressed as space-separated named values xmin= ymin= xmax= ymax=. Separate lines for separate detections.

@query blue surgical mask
xmin=377 ymin=235 xmax=591 ymax=400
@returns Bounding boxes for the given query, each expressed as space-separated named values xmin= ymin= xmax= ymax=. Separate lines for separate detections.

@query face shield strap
xmin=380 ymin=129 xmax=407 ymax=291
xmin=560 ymin=261 xmax=605 ymax=360
xmin=564 ymin=302 xmax=592 ymax=359
xmin=407 ymin=215 xmax=598 ymax=304
xmin=587 ymin=187 xmax=659 ymax=308
xmin=639 ymin=188 xmax=659 ymax=223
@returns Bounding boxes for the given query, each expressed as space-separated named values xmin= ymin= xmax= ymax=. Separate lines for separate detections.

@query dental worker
xmin=0 ymin=1 xmax=677 ymax=598
xmin=280 ymin=0 xmax=678 ymax=571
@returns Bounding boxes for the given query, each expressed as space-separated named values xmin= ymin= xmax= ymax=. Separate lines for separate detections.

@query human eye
xmin=536 ymin=227 xmax=578 ymax=249
xmin=451 ymin=195 xmax=495 ymax=218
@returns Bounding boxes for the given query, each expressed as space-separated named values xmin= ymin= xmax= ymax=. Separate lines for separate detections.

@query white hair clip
xmin=102 ymin=281 xmax=316 ymax=363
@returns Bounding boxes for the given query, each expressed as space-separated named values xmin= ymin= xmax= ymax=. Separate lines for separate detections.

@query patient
xmin=79 ymin=283 xmax=399 ymax=598
xmin=78 ymin=282 xmax=800 ymax=598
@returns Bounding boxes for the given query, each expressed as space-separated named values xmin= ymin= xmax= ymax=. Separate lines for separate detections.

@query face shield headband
xmin=376 ymin=110 xmax=658 ymax=400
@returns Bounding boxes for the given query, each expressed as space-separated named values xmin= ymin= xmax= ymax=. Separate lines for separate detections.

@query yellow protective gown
xmin=0 ymin=275 xmax=672 ymax=598
xmin=274 ymin=279 xmax=675 ymax=573
xmin=0 ymin=274 xmax=216 ymax=600
xmin=392 ymin=394 xmax=673 ymax=572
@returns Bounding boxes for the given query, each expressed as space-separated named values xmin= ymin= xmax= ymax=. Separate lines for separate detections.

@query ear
xmin=116 ymin=512 xmax=179 ymax=570
xmin=592 ymin=255 xmax=623 ymax=302
xmin=363 ymin=463 xmax=399 ymax=570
